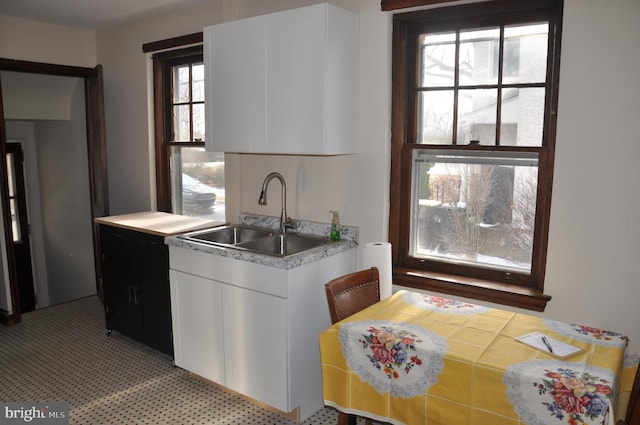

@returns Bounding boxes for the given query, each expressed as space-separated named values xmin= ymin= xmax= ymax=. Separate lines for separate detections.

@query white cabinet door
xmin=170 ymin=270 xmax=225 ymax=385
xmin=205 ymin=16 xmax=267 ymax=153
xmin=222 ymin=284 xmax=288 ymax=412
xmin=265 ymin=7 xmax=325 ymax=154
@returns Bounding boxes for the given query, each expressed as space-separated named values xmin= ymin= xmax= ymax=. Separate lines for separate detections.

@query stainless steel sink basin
xmin=181 ymin=225 xmax=274 ymax=245
xmin=237 ymin=233 xmax=332 ymax=257
xmin=179 ymin=225 xmax=333 ymax=257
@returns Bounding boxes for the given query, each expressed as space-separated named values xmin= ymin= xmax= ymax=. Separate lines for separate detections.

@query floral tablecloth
xmin=319 ymin=290 xmax=638 ymax=425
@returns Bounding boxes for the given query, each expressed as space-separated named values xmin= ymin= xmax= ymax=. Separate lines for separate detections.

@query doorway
xmin=5 ymin=142 xmax=35 ymax=313
xmin=0 ymin=59 xmax=108 ymax=324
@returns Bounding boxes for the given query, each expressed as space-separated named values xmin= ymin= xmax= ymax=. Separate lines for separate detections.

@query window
xmin=6 ymin=150 xmax=21 ymax=242
xmin=153 ymin=46 xmax=225 ymax=221
xmin=389 ymin=0 xmax=563 ymax=310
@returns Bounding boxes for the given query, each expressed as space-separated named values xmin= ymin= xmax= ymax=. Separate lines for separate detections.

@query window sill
xmin=392 ymin=266 xmax=551 ymax=312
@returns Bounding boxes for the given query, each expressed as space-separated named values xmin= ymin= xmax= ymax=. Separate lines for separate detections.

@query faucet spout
xmin=258 ymin=172 xmax=294 ymax=233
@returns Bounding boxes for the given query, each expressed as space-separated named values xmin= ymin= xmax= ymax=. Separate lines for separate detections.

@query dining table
xmin=319 ymin=290 xmax=638 ymax=425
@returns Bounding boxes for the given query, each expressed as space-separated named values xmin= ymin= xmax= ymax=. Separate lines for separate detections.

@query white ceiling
xmin=0 ymin=0 xmax=210 ymax=30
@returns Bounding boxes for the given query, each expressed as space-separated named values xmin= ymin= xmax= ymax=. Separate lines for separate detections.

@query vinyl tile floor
xmin=0 ymin=295 xmax=371 ymax=424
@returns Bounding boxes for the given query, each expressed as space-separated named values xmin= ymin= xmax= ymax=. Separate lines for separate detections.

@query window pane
xmin=193 ymin=103 xmax=205 ymax=141
xmin=500 ymin=87 xmax=545 ymax=147
xmin=5 ymin=154 xmax=20 ymax=242
xmin=503 ymin=23 xmax=548 ymax=84
xmin=459 ymin=28 xmax=499 ymax=86
xmin=174 ymin=65 xmax=191 ymax=103
xmin=411 ymin=149 xmax=538 ymax=273
xmin=171 ymin=147 xmax=225 ymax=222
xmin=418 ymin=90 xmax=454 ymax=144
xmin=9 ymin=199 xmax=20 ymax=242
xmin=6 ymin=153 xmax=15 ymax=197
xmin=457 ymin=88 xmax=497 ymax=145
xmin=173 ymin=105 xmax=191 ymax=141
xmin=419 ymin=32 xmax=456 ymax=87
xmin=192 ymin=63 xmax=204 ymax=102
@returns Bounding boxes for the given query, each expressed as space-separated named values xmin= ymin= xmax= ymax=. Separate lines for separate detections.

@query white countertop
xmin=95 ymin=211 xmax=225 ymax=236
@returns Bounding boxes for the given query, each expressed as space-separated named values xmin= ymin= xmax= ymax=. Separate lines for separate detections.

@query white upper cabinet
xmin=204 ymin=3 xmax=358 ymax=154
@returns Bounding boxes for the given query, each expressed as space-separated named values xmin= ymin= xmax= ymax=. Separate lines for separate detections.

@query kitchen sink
xmin=237 ymin=233 xmax=332 ymax=257
xmin=180 ymin=225 xmax=274 ymax=245
xmin=179 ymin=225 xmax=334 ymax=257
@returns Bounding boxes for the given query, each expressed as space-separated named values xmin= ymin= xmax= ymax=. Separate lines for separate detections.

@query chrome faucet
xmin=258 ymin=172 xmax=295 ymax=233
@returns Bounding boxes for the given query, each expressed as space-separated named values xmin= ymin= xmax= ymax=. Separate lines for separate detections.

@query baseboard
xmin=0 ymin=309 xmax=18 ymax=326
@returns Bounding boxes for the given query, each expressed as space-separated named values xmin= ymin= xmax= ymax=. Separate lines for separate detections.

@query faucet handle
xmin=283 ymin=217 xmax=296 ymax=232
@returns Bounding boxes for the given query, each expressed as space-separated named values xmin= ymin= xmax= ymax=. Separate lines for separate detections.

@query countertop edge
xmin=95 ymin=212 xmax=225 ymax=237
xmin=165 ymin=236 xmax=358 ymax=270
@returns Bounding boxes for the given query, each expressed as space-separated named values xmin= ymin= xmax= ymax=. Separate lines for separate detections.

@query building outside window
xmin=389 ymin=0 xmax=563 ymax=310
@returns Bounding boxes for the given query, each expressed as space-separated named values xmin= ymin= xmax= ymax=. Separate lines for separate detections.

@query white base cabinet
xmin=223 ymin=284 xmax=288 ymax=408
xmin=169 ymin=246 xmax=356 ymax=421
xmin=169 ymin=271 xmax=225 ymax=385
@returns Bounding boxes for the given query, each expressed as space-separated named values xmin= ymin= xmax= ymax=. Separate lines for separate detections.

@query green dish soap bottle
xmin=330 ymin=210 xmax=341 ymax=241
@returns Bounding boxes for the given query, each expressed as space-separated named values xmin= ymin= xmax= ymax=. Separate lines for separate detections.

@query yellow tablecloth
xmin=319 ymin=290 xmax=638 ymax=425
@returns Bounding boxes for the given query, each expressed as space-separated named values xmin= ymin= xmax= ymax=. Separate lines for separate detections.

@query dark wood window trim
xmin=152 ymin=46 xmax=204 ymax=212
xmin=381 ymin=0 xmax=463 ymax=11
xmin=143 ymin=32 xmax=203 ymax=53
xmin=145 ymin=33 xmax=205 ymax=212
xmin=389 ymin=0 xmax=563 ymax=312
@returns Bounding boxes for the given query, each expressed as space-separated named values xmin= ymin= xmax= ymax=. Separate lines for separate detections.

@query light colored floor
xmin=0 ymin=295 xmax=359 ymax=424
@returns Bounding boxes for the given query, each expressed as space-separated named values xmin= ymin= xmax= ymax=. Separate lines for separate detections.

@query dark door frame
xmin=0 ymin=58 xmax=109 ymax=324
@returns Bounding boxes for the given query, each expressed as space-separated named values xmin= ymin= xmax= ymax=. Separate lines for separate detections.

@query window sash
xmin=414 ymin=149 xmax=539 ymax=167
xmin=409 ymin=149 xmax=539 ymax=274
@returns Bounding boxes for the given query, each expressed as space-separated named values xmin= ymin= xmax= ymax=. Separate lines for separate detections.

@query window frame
xmin=389 ymin=0 xmax=563 ymax=311
xmin=152 ymin=45 xmax=204 ymax=212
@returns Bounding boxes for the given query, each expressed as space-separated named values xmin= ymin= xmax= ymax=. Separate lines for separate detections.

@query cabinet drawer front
xmin=169 ymin=247 xmax=288 ymax=298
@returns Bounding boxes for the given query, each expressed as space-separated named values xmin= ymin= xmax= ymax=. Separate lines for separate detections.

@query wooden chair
xmin=325 ymin=267 xmax=380 ymax=425
xmin=325 ymin=267 xmax=381 ymax=325
xmin=617 ymin=364 xmax=640 ymax=425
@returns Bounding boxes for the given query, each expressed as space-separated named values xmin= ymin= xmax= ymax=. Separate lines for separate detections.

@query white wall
xmin=93 ymin=0 xmax=640 ymax=345
xmin=33 ymin=80 xmax=96 ymax=305
xmin=96 ymin=1 xmax=225 ymax=213
xmin=0 ymin=15 xmax=96 ymax=67
xmin=543 ymin=0 xmax=640 ymax=343
xmin=1 ymin=72 xmax=79 ymax=120
xmin=1 ymin=0 xmax=637 ymax=345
